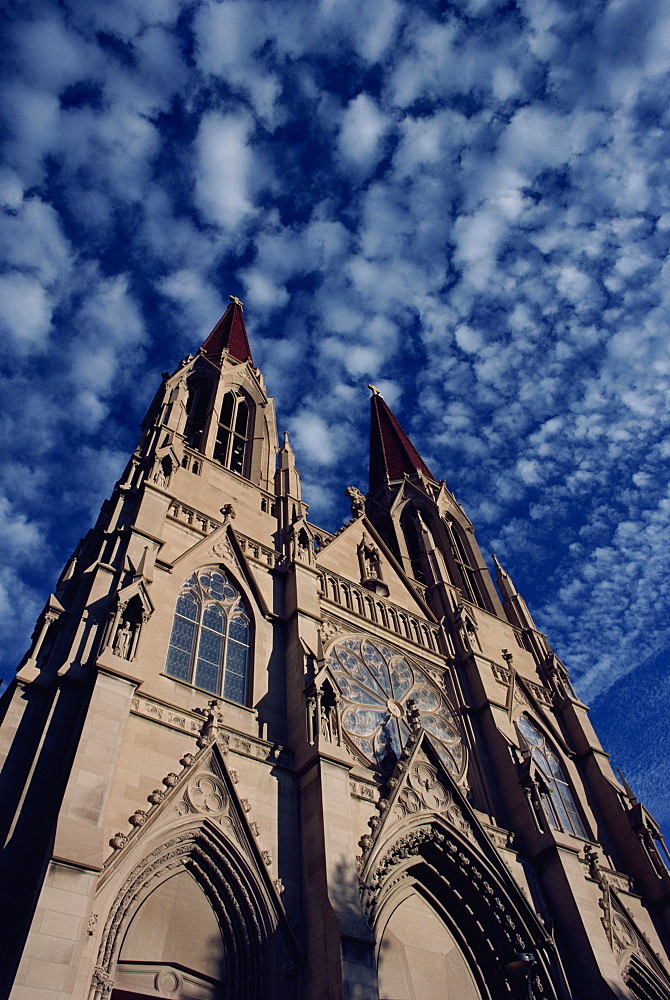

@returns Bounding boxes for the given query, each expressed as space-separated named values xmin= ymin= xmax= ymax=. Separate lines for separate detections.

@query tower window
xmin=213 ymin=390 xmax=250 ymax=475
xmin=402 ymin=512 xmax=426 ymax=583
xmin=445 ymin=520 xmax=486 ymax=609
xmin=517 ymin=715 xmax=589 ymax=839
xmin=165 ymin=569 xmax=251 ymax=705
xmin=184 ymin=376 xmax=214 ymax=451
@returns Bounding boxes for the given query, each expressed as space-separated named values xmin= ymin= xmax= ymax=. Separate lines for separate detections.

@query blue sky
xmin=1 ymin=0 xmax=669 ymax=831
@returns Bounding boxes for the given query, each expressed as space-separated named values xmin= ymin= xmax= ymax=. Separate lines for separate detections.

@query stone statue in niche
xmin=153 ymin=455 xmax=172 ymax=489
xmin=306 ymin=681 xmax=341 ymax=746
xmin=107 ymin=594 xmax=146 ymax=662
xmin=289 ymin=524 xmax=313 ymax=564
xmin=112 ymin=619 xmax=133 ymax=659
xmin=357 ymin=533 xmax=389 ymax=597
xmin=364 ymin=543 xmax=381 ymax=579
xmin=320 ymin=698 xmax=340 ymax=742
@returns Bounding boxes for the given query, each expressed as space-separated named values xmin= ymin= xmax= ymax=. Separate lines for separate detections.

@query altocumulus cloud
xmin=1 ymin=0 xmax=670 ymax=828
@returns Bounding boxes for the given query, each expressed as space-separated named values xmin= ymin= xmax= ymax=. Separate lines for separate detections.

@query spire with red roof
xmin=368 ymin=385 xmax=435 ymax=494
xmin=200 ymin=295 xmax=253 ymax=364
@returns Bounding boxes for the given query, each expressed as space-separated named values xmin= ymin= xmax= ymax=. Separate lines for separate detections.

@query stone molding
xmin=129 ymin=695 xmax=291 ymax=767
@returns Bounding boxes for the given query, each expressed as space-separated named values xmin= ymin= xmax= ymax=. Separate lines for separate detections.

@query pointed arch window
xmin=444 ymin=519 xmax=486 ymax=609
xmin=214 ymin=390 xmax=250 ymax=475
xmin=516 ymin=716 xmax=588 ymax=839
xmin=165 ymin=569 xmax=251 ymax=705
xmin=184 ymin=375 xmax=215 ymax=451
xmin=401 ymin=511 xmax=426 ymax=583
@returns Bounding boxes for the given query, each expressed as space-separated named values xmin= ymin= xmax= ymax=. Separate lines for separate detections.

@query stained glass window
xmin=165 ymin=569 xmax=251 ymax=705
xmin=516 ymin=716 xmax=588 ymax=839
xmin=326 ymin=635 xmax=464 ymax=777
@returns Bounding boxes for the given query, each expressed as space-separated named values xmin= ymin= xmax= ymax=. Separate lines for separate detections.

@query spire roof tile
xmin=369 ymin=389 xmax=435 ymax=492
xmin=200 ymin=296 xmax=252 ymax=363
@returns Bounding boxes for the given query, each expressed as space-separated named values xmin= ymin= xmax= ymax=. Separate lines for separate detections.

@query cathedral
xmin=2 ymin=297 xmax=670 ymax=1000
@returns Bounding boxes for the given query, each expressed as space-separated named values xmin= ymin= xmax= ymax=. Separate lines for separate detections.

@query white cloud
xmin=291 ymin=412 xmax=337 ymax=464
xmin=194 ymin=112 xmax=256 ymax=230
xmin=338 ymin=93 xmax=389 ymax=172
xmin=159 ymin=270 xmax=227 ymax=343
xmin=0 ymin=273 xmax=52 ymax=350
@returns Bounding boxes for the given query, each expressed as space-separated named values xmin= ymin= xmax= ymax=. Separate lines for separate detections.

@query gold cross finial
xmin=229 ymin=295 xmax=244 ymax=308
xmin=368 ymin=384 xmax=381 ymax=396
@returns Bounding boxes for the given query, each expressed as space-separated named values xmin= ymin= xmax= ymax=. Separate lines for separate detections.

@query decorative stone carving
xmin=195 ymin=699 xmax=224 ymax=747
xmin=319 ymin=619 xmax=344 ymax=643
xmin=345 ymin=485 xmax=366 ymax=518
xmin=154 ymin=970 xmax=180 ymax=994
xmin=211 ymin=537 xmax=237 ymax=564
xmin=90 ymin=966 xmax=114 ymax=999
xmin=185 ymin=775 xmax=227 ymax=815
xmin=220 ymin=503 xmax=236 ymax=524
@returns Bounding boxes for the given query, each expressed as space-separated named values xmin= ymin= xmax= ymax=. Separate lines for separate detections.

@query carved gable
xmin=102 ymin=734 xmax=282 ymax=902
xmin=317 ymin=516 xmax=433 ymax=618
xmin=358 ymin=733 xmax=475 ymax=868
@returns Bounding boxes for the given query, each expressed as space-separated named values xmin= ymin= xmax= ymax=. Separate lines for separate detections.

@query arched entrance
xmin=92 ymin=825 xmax=292 ymax=1000
xmin=111 ymin=869 xmax=225 ymax=998
xmin=377 ymin=888 xmax=482 ymax=1000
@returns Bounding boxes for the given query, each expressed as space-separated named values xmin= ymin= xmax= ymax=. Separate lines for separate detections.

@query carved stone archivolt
xmin=93 ymin=832 xmax=262 ymax=1000
xmin=354 ymin=732 xmax=561 ymax=1000
xmin=584 ymin=845 xmax=670 ymax=991
xmin=360 ymin=820 xmax=558 ymax=1000
xmin=94 ymin=736 xmax=301 ymax=1000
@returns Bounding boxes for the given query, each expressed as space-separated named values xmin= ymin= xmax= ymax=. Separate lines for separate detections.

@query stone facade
xmin=1 ymin=298 xmax=669 ymax=1000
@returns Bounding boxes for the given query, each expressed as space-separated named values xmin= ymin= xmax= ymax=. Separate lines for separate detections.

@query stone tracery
xmin=326 ymin=634 xmax=465 ymax=778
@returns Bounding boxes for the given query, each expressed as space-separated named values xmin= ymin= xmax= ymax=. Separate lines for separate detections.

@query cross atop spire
xmin=200 ymin=295 xmax=253 ymax=364
xmin=369 ymin=388 xmax=435 ymax=494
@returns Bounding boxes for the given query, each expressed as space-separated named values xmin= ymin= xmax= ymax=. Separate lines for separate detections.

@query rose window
xmin=326 ymin=636 xmax=464 ymax=777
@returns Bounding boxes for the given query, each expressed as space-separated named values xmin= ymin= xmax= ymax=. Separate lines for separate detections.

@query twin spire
xmin=369 ymin=387 xmax=435 ymax=494
xmin=200 ymin=295 xmax=253 ymax=364
xmin=199 ymin=301 xmax=435 ymax=493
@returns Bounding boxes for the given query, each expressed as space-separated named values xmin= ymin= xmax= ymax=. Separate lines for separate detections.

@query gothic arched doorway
xmin=93 ymin=822 xmax=294 ymax=1000
xmin=377 ymin=888 xmax=483 ymax=1000
xmin=111 ymin=869 xmax=225 ymax=999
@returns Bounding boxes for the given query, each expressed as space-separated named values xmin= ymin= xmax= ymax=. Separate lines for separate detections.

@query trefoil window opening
xmin=165 ymin=569 xmax=251 ymax=705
